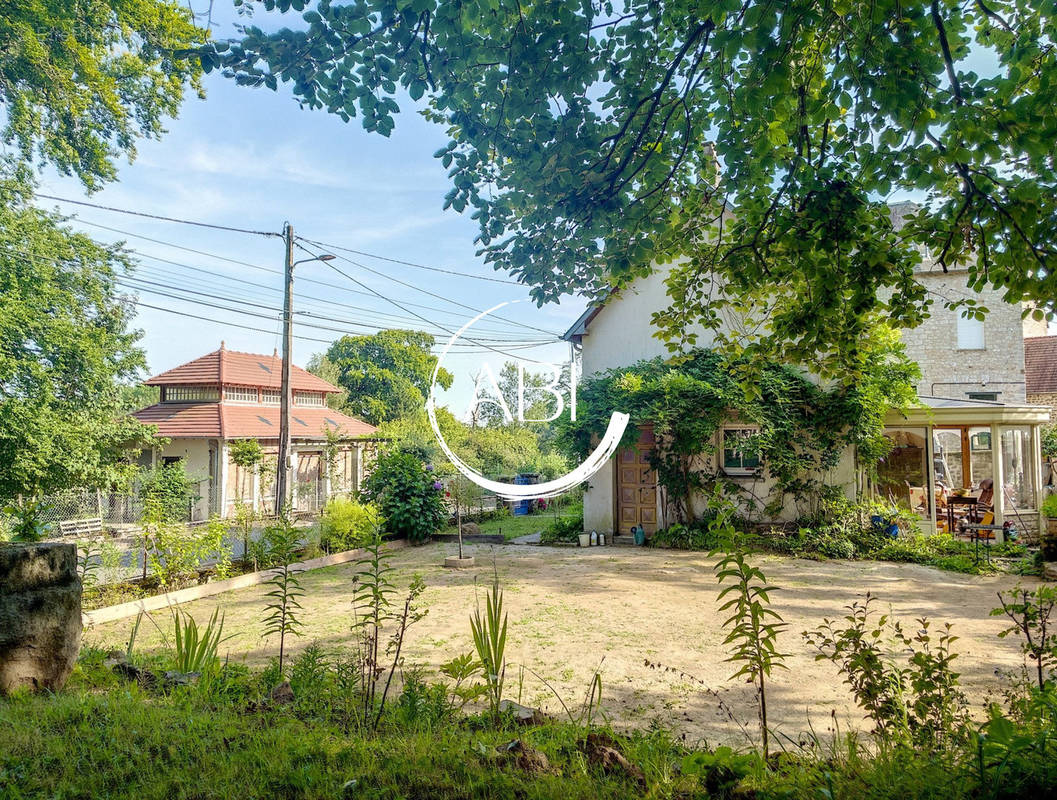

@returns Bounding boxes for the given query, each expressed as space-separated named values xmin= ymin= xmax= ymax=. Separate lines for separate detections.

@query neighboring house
xmin=1025 ymin=334 xmax=1057 ymax=488
xmin=1025 ymin=335 xmax=1057 ymax=418
xmin=563 ymin=209 xmax=1050 ymax=541
xmin=133 ymin=344 xmax=378 ymax=520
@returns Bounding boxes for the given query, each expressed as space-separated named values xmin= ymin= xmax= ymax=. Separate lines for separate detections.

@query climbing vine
xmin=562 ymin=325 xmax=918 ymax=522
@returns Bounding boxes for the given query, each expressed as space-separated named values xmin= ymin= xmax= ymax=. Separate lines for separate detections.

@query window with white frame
xmin=261 ymin=389 xmax=281 ymax=405
xmin=956 ymin=312 xmax=985 ymax=350
xmin=721 ymin=427 xmax=762 ymax=474
xmin=294 ymin=391 xmax=325 ymax=407
xmin=225 ymin=386 xmax=259 ymax=403
xmin=163 ymin=385 xmax=219 ymax=403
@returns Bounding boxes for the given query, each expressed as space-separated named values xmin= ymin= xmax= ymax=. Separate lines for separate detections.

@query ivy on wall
xmin=562 ymin=325 xmax=918 ymax=522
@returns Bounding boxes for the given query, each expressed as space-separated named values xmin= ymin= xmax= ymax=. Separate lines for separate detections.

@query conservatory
xmin=877 ymin=397 xmax=1051 ymax=539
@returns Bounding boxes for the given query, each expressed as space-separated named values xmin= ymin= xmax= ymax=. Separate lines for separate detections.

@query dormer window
xmin=163 ymin=385 xmax=220 ymax=403
xmin=295 ymin=391 xmax=325 ymax=408
xmin=226 ymin=386 xmax=259 ymax=403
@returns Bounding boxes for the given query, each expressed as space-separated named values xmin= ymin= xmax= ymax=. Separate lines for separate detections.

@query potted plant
xmin=1040 ymin=493 xmax=1057 ymax=562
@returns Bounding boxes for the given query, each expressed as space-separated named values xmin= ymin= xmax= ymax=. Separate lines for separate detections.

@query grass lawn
xmin=5 ymin=543 xmax=1056 ymax=799
xmin=441 ymin=502 xmax=581 ymax=541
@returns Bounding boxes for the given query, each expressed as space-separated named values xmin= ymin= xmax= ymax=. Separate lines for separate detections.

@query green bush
xmin=540 ymin=512 xmax=584 ymax=544
xmin=146 ymin=515 xmax=227 ymax=588
xmin=1042 ymin=425 xmax=1057 ymax=461
xmin=139 ymin=461 xmax=199 ymax=522
xmin=319 ymin=497 xmax=382 ymax=553
xmin=359 ymin=451 xmax=447 ymax=543
xmin=1041 ymin=492 xmax=1057 ymax=519
xmin=650 ymin=520 xmax=718 ymax=550
xmin=799 ymin=525 xmax=856 ymax=559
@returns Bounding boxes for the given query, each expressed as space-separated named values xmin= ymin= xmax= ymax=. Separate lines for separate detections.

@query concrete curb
xmin=83 ymin=540 xmax=407 ymax=627
xmin=432 ymin=533 xmax=506 ymax=545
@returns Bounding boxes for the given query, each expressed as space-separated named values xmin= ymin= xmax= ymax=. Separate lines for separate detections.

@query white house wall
xmin=154 ymin=438 xmax=215 ymax=521
xmin=579 ymin=264 xmax=717 ymax=377
xmin=577 ymin=263 xmax=858 ymax=536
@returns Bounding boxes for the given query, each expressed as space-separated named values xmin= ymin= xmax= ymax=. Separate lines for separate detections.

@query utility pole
xmin=276 ymin=222 xmax=295 ymax=516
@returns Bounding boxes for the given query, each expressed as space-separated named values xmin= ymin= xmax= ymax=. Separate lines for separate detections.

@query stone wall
xmin=1027 ymin=393 xmax=1056 ymax=488
xmin=1028 ymin=392 xmax=1057 ymax=418
xmin=899 ymin=268 xmax=1028 ymax=402
xmin=0 ymin=543 xmax=82 ymax=695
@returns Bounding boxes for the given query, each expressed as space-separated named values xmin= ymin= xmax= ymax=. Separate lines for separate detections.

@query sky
xmin=32 ymin=4 xmax=586 ymax=419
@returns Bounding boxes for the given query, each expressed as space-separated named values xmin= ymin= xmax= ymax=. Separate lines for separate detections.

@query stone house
xmin=563 ymin=213 xmax=1050 ymax=541
xmin=133 ymin=344 xmax=378 ymax=520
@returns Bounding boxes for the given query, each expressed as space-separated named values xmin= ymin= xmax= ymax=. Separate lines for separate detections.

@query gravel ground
xmin=84 ymin=542 xmax=1042 ymax=745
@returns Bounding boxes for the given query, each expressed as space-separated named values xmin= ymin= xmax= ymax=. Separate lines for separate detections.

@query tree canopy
xmin=319 ymin=329 xmax=453 ymax=425
xmin=1 ymin=0 xmax=206 ymax=189
xmin=219 ymin=0 xmax=1056 ymax=376
xmin=0 ymin=172 xmax=160 ymax=500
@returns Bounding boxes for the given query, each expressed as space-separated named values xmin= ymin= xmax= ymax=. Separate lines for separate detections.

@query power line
xmin=1 ymin=242 xmax=560 ymax=356
xmin=69 ymin=217 xmax=548 ymax=331
xmin=1 ymin=241 xmax=555 ymax=348
xmin=36 ymin=193 xmax=280 ymax=237
xmin=120 ymin=273 xmax=553 ymax=344
xmin=128 ymin=265 xmax=540 ymax=339
xmin=298 ymin=239 xmax=559 ymax=338
xmin=299 ymin=235 xmax=521 ymax=285
xmin=0 ymin=233 xmax=537 ymax=337
xmin=132 ymin=301 xmax=332 ymax=344
xmin=31 ymin=195 xmax=564 ymax=337
xmin=297 ymin=241 xmax=556 ymax=364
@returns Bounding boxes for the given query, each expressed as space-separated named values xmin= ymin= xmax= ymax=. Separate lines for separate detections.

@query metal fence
xmin=1 ymin=490 xmax=146 ymax=539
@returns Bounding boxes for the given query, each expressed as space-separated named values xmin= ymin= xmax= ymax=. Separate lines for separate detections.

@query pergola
xmin=878 ymin=396 xmax=1051 ymax=538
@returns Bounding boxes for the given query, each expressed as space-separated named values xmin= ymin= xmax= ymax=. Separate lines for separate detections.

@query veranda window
xmin=877 ymin=427 xmax=930 ymax=519
xmin=1000 ymin=426 xmax=1036 ymax=512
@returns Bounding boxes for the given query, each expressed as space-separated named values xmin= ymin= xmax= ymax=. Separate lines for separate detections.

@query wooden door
xmin=616 ymin=426 xmax=658 ymax=535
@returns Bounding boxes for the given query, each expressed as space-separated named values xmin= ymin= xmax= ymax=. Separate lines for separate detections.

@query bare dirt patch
xmin=85 ymin=542 xmax=1040 ymax=745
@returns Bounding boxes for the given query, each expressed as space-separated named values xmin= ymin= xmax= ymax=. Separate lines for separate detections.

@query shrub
xmin=146 ymin=515 xmax=227 ymax=588
xmin=1041 ymin=492 xmax=1057 ymax=519
xmin=798 ymin=525 xmax=856 ymax=559
xmin=805 ymin=594 xmax=968 ymax=745
xmin=648 ymin=520 xmax=716 ymax=550
xmin=320 ymin=497 xmax=382 ymax=553
xmin=2 ymin=498 xmax=52 ymax=542
xmin=1042 ymin=425 xmax=1057 ymax=461
xmin=360 ymin=451 xmax=446 ymax=543
xmin=139 ymin=461 xmax=199 ymax=522
xmin=540 ymin=512 xmax=584 ymax=544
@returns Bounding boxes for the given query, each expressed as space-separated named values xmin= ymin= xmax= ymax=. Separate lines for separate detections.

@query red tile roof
xmin=144 ymin=346 xmax=338 ymax=393
xmin=134 ymin=404 xmax=377 ymax=440
xmin=1026 ymin=335 xmax=1057 ymax=395
xmin=133 ymin=402 xmax=222 ymax=438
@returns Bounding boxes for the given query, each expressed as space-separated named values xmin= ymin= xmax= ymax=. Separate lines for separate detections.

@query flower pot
xmin=578 ymin=533 xmax=590 ymax=548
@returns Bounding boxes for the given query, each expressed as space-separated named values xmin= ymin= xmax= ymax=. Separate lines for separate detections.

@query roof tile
xmin=133 ymin=403 xmax=376 ymax=440
xmin=144 ymin=347 xmax=338 ymax=393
